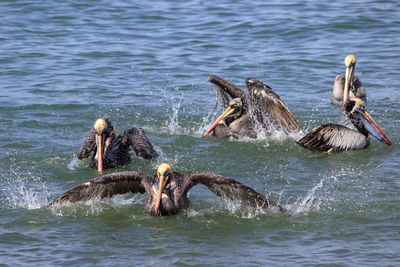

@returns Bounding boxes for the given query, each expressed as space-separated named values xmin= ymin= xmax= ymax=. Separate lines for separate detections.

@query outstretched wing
xmin=246 ymin=77 xmax=301 ymax=133
xmin=296 ymin=123 xmax=369 ymax=151
xmin=124 ymin=127 xmax=158 ymax=159
xmin=49 ymin=172 xmax=153 ymax=206
xmin=77 ymin=129 xmax=96 ymax=159
xmin=208 ymin=75 xmax=247 ymax=102
xmin=178 ymin=171 xmax=283 ymax=211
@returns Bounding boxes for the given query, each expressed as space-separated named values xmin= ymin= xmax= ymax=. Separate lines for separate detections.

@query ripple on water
xmin=1 ymin=0 xmax=400 ymax=265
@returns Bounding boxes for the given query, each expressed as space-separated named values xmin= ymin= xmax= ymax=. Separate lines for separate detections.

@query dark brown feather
xmin=77 ymin=122 xmax=158 ymax=170
xmin=77 ymin=129 xmax=97 ymax=160
xmin=177 ymin=171 xmax=284 ymax=211
xmin=246 ymin=78 xmax=301 ymax=133
xmin=49 ymin=170 xmax=284 ymax=215
xmin=48 ymin=172 xmax=152 ymax=206
xmin=124 ymin=127 xmax=158 ymax=159
xmin=208 ymin=75 xmax=246 ymax=99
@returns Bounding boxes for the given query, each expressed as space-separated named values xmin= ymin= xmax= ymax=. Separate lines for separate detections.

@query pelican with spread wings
xmin=49 ymin=163 xmax=283 ymax=216
xmin=77 ymin=118 xmax=158 ymax=173
xmin=203 ymin=76 xmax=300 ymax=138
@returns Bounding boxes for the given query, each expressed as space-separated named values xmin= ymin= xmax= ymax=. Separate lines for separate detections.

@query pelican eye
xmin=228 ymin=101 xmax=241 ymax=110
xmin=158 ymin=170 xmax=171 ymax=178
xmin=351 ymin=103 xmax=366 ymax=114
xmin=358 ymin=106 xmax=366 ymax=113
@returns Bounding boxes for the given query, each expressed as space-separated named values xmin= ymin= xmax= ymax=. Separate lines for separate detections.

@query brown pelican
xmin=202 ymin=76 xmax=301 ymax=138
xmin=49 ymin=163 xmax=283 ymax=216
xmin=297 ymin=96 xmax=392 ymax=151
xmin=77 ymin=118 xmax=158 ymax=173
xmin=331 ymin=54 xmax=367 ymax=106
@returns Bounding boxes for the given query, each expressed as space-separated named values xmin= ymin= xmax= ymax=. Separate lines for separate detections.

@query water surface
xmin=1 ymin=0 xmax=400 ymax=265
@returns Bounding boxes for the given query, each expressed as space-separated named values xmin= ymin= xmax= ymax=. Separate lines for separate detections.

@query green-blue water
xmin=1 ymin=0 xmax=399 ymax=265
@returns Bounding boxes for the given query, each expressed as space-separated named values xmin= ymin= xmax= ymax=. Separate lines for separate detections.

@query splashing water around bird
xmin=1 ymin=170 xmax=49 ymax=210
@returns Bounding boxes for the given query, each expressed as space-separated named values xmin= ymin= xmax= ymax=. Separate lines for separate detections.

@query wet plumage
xmin=78 ymin=118 xmax=158 ymax=171
xmin=49 ymin=164 xmax=283 ymax=216
xmin=203 ymin=75 xmax=300 ymax=138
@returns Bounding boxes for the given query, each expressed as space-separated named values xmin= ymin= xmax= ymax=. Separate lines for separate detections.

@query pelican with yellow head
xmin=77 ymin=118 xmax=158 ymax=173
xmin=332 ymin=54 xmax=367 ymax=106
xmin=203 ymin=76 xmax=300 ymax=138
xmin=154 ymin=163 xmax=173 ymax=214
xmin=93 ymin=118 xmax=108 ymax=173
xmin=49 ymin=163 xmax=284 ymax=216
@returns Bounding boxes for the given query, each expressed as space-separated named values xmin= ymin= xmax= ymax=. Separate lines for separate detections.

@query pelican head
xmin=154 ymin=163 xmax=173 ymax=214
xmin=94 ymin=118 xmax=108 ymax=173
xmin=202 ymin=98 xmax=243 ymax=136
xmin=346 ymin=96 xmax=392 ymax=146
xmin=94 ymin=118 xmax=108 ymax=135
xmin=343 ymin=54 xmax=357 ymax=104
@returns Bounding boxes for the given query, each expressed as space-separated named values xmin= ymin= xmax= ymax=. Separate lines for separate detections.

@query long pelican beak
xmin=202 ymin=106 xmax=235 ymax=137
xmin=359 ymin=111 xmax=392 ymax=146
xmin=96 ymin=134 xmax=104 ymax=173
xmin=154 ymin=175 xmax=168 ymax=214
xmin=343 ymin=64 xmax=354 ymax=104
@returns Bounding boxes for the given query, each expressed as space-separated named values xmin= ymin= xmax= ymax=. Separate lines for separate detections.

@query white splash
xmin=293 ymin=178 xmax=325 ymax=215
xmin=3 ymin=170 xmax=49 ymax=210
xmin=292 ymin=174 xmax=339 ymax=215
xmin=168 ymin=100 xmax=181 ymax=134
xmin=67 ymin=157 xmax=81 ymax=170
xmin=167 ymin=87 xmax=184 ymax=134
xmin=49 ymin=194 xmax=145 ymax=217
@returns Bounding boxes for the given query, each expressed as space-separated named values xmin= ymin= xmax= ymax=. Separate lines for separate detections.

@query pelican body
xmin=203 ymin=76 xmax=300 ymax=138
xmin=49 ymin=164 xmax=283 ymax=216
xmin=297 ymin=97 xmax=392 ymax=151
xmin=78 ymin=118 xmax=158 ymax=172
xmin=331 ymin=55 xmax=367 ymax=106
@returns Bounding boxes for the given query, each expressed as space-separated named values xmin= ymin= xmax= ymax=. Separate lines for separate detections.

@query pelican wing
xmin=77 ymin=129 xmax=96 ymax=159
xmin=49 ymin=172 xmax=153 ymax=205
xmin=246 ymin=78 xmax=301 ymax=133
xmin=124 ymin=127 xmax=158 ymax=159
xmin=331 ymin=74 xmax=366 ymax=106
xmin=296 ymin=123 xmax=369 ymax=151
xmin=208 ymin=75 xmax=246 ymax=101
xmin=331 ymin=74 xmax=345 ymax=105
xmin=352 ymin=76 xmax=367 ymax=103
xmin=179 ymin=171 xmax=283 ymax=211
